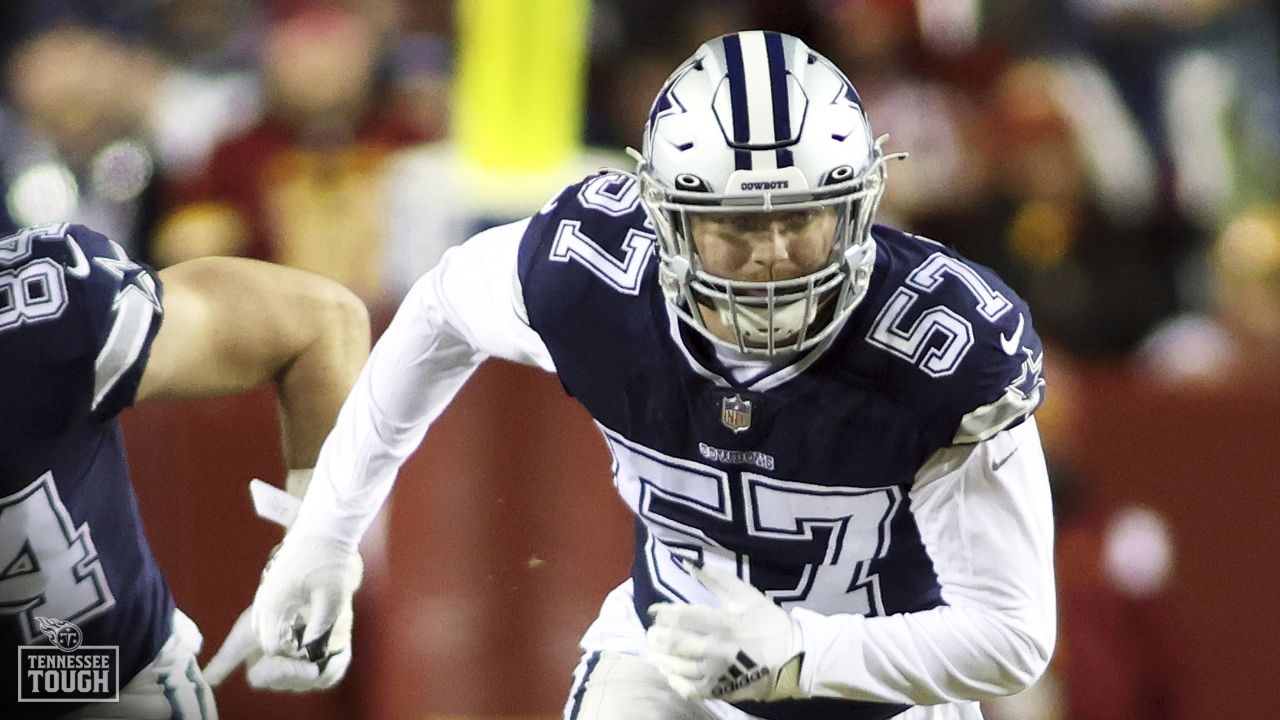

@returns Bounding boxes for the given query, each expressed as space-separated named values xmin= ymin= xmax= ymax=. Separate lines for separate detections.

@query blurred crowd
xmin=0 ymin=0 xmax=1273 ymax=372
xmin=2 ymin=0 xmax=1276 ymax=372
xmin=0 ymin=0 xmax=451 ymax=304
xmin=1 ymin=1 xmax=1276 ymax=719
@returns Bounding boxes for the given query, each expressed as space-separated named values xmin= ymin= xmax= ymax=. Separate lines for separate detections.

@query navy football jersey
xmin=518 ymin=173 xmax=1044 ymax=720
xmin=0 ymin=224 xmax=171 ymax=717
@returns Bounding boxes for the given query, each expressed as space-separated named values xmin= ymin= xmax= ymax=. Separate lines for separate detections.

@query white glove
xmin=202 ymin=605 xmax=350 ymax=691
xmin=202 ymin=478 xmax=360 ymax=691
xmin=646 ymin=561 xmax=805 ymax=703
xmin=251 ymin=529 xmax=363 ymax=679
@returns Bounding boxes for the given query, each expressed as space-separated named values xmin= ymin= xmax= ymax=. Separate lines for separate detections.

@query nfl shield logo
xmin=721 ymin=394 xmax=752 ymax=433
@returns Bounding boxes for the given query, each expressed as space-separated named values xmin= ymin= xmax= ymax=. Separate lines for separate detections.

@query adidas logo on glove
xmin=711 ymin=651 xmax=770 ymax=697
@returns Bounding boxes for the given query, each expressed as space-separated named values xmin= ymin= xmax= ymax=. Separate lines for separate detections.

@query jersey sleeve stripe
xmin=952 ymin=383 xmax=1043 ymax=444
xmin=91 ymin=286 xmax=156 ymax=412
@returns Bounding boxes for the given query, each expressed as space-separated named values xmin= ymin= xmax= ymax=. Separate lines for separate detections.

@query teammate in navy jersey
xmin=248 ymin=32 xmax=1055 ymax=720
xmin=0 ymin=223 xmax=369 ymax=718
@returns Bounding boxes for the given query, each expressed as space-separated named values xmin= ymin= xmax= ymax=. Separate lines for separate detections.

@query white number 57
xmin=867 ymin=252 xmax=1013 ymax=377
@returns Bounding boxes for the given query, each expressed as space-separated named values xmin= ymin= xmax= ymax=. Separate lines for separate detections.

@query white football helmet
xmin=637 ymin=31 xmax=894 ymax=358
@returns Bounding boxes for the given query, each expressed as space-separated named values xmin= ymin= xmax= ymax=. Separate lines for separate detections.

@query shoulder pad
xmin=0 ymin=224 xmax=163 ymax=420
xmin=862 ymin=228 xmax=1045 ymax=443
xmin=517 ymin=172 xmax=657 ymax=329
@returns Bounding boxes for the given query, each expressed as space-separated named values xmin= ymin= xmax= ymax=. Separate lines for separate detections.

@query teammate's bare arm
xmin=137 ymin=257 xmax=371 ymax=468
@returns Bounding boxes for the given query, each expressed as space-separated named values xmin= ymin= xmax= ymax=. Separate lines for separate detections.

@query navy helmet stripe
xmin=763 ymin=32 xmax=794 ymax=168
xmin=723 ymin=34 xmax=753 ymax=170
xmin=722 ymin=34 xmax=752 ymax=149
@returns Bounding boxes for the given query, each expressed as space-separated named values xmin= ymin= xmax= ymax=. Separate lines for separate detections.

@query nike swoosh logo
xmin=64 ymin=233 xmax=90 ymax=279
xmin=1000 ymin=314 xmax=1025 ymax=355
xmin=991 ymin=443 xmax=1020 ymax=472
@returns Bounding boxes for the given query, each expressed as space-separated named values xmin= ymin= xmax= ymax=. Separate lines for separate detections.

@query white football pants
xmin=62 ymin=608 xmax=216 ymax=720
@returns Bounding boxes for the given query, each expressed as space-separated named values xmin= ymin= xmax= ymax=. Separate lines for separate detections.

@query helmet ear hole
xmin=675 ymin=173 xmax=710 ymax=192
xmin=822 ymin=165 xmax=856 ymax=185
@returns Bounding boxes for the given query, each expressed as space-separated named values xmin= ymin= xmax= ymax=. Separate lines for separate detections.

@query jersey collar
xmin=662 ymin=300 xmax=849 ymax=392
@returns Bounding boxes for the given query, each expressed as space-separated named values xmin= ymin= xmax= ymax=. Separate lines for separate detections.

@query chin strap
xmin=713 ymin=293 xmax=817 ymax=347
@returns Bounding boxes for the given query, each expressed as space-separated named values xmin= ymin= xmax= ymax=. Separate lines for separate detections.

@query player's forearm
xmin=795 ymin=421 xmax=1056 ymax=704
xmin=289 ymin=223 xmax=551 ymax=550
xmin=792 ymin=599 xmax=1052 ymax=704
xmin=290 ymin=266 xmax=488 ymax=550
xmin=274 ymin=287 xmax=371 ymax=470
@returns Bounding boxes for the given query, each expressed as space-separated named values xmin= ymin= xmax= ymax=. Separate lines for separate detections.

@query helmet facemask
xmin=639 ymin=147 xmax=889 ymax=359
xmin=636 ymin=31 xmax=895 ymax=360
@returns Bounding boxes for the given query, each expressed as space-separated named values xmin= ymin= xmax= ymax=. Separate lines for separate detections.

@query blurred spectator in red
xmin=154 ymin=3 xmax=428 ymax=305
xmin=1138 ymin=204 xmax=1280 ymax=387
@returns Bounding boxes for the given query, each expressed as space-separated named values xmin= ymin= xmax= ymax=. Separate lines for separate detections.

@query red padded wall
xmin=124 ymin=391 xmax=358 ymax=720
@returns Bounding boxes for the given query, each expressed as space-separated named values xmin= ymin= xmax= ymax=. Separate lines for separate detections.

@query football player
xmin=0 ymin=223 xmax=369 ymax=718
xmin=250 ymin=32 xmax=1055 ymax=720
